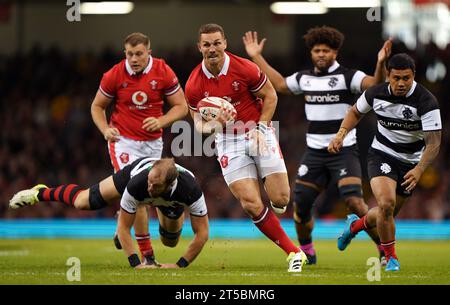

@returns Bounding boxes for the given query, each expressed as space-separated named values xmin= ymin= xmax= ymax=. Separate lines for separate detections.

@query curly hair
xmin=303 ymin=26 xmax=344 ymax=51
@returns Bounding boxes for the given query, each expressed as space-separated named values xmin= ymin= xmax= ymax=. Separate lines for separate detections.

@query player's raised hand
xmin=243 ymin=31 xmax=267 ymax=59
xmin=401 ymin=167 xmax=423 ymax=193
xmin=378 ymin=38 xmax=393 ymax=63
xmin=104 ymin=127 xmax=120 ymax=142
xmin=142 ymin=117 xmax=162 ymax=132
xmin=328 ymin=136 xmax=344 ymax=154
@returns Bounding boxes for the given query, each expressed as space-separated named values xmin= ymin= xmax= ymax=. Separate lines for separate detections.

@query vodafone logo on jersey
xmin=131 ymin=91 xmax=148 ymax=106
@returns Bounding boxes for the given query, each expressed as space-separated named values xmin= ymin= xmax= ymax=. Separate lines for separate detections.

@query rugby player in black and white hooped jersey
xmin=328 ymin=53 xmax=442 ymax=271
xmin=9 ymin=158 xmax=209 ymax=269
xmin=243 ymin=26 xmax=392 ymax=264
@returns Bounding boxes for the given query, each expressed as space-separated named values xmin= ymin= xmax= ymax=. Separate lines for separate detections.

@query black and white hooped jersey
xmin=356 ymin=81 xmax=442 ymax=164
xmin=285 ymin=61 xmax=366 ymax=149
xmin=118 ymin=157 xmax=207 ymax=216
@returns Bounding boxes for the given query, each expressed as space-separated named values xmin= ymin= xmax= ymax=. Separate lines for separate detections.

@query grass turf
xmin=0 ymin=239 xmax=449 ymax=285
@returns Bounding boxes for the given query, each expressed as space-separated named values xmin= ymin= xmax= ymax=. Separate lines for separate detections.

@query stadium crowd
xmin=1 ymin=41 xmax=449 ymax=220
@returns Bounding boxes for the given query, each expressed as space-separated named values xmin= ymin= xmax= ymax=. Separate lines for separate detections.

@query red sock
xmin=350 ymin=215 xmax=368 ymax=234
xmin=135 ymin=234 xmax=154 ymax=258
xmin=252 ymin=207 xmax=298 ymax=255
xmin=38 ymin=184 xmax=83 ymax=207
xmin=381 ymin=240 xmax=397 ymax=260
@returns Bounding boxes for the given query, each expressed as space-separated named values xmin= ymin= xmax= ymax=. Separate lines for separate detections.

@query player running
xmin=9 ymin=158 xmax=209 ymax=269
xmin=328 ymin=54 xmax=442 ymax=271
xmin=243 ymin=26 xmax=391 ymax=264
xmin=185 ymin=23 xmax=307 ymax=272
xmin=90 ymin=32 xmax=188 ymax=263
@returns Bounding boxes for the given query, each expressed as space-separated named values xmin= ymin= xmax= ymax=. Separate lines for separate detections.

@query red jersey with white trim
xmin=99 ymin=56 xmax=180 ymax=141
xmin=185 ymin=52 xmax=267 ymax=126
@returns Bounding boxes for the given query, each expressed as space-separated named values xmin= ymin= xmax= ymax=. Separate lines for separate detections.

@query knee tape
xmin=159 ymin=225 xmax=182 ymax=240
xmin=338 ymin=184 xmax=362 ymax=200
xmin=293 ymin=183 xmax=319 ymax=224
xmin=88 ymin=183 xmax=108 ymax=210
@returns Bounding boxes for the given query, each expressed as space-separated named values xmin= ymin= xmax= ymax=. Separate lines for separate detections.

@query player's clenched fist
xmin=104 ymin=127 xmax=120 ymax=142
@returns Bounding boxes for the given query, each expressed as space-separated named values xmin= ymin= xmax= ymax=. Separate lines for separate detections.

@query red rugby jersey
xmin=99 ymin=56 xmax=180 ymax=141
xmin=185 ymin=51 xmax=267 ymax=130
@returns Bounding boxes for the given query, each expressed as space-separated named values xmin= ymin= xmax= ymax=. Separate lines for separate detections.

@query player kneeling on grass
xmin=9 ymin=158 xmax=209 ymax=269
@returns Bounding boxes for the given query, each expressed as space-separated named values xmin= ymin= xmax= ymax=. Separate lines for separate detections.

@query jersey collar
xmin=314 ymin=60 xmax=340 ymax=75
xmin=201 ymin=52 xmax=230 ymax=79
xmin=388 ymin=81 xmax=417 ymax=98
xmin=125 ymin=55 xmax=153 ymax=76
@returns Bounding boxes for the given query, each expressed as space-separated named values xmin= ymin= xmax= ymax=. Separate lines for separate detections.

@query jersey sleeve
xmin=120 ymin=188 xmax=138 ymax=214
xmin=99 ymin=67 xmax=117 ymax=99
xmin=188 ymin=194 xmax=208 ymax=217
xmin=419 ymin=92 xmax=442 ymax=131
xmin=246 ymin=61 xmax=268 ymax=93
xmin=349 ymin=70 xmax=367 ymax=94
xmin=162 ymin=62 xmax=181 ymax=96
xmin=185 ymin=76 xmax=202 ymax=112
xmin=355 ymin=90 xmax=373 ymax=114
xmin=285 ymin=72 xmax=303 ymax=95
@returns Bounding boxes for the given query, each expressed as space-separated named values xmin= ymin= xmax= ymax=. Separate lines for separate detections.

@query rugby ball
xmin=197 ymin=97 xmax=237 ymax=123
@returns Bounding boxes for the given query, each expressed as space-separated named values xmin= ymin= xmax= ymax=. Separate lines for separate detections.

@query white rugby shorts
xmin=108 ymin=136 xmax=163 ymax=172
xmin=215 ymin=128 xmax=287 ymax=185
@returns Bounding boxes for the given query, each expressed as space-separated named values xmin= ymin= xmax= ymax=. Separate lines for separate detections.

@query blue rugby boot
xmin=337 ymin=214 xmax=360 ymax=251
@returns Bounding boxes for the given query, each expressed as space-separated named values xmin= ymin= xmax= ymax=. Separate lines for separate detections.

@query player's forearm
xmin=337 ymin=106 xmax=363 ymax=139
xmin=117 ymin=226 xmax=137 ymax=258
xmin=251 ymin=55 xmax=286 ymax=92
xmin=416 ymin=134 xmax=441 ymax=173
xmin=372 ymin=60 xmax=387 ymax=84
xmin=259 ymin=95 xmax=277 ymax=124
xmin=181 ymin=233 xmax=208 ymax=265
xmin=91 ymin=104 xmax=109 ymax=135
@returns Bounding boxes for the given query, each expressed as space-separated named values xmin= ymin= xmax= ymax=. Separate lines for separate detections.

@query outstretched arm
xmin=360 ymin=38 xmax=392 ymax=91
xmin=243 ymin=31 xmax=292 ymax=95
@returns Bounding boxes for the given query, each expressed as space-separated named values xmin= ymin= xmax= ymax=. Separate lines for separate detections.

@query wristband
xmin=128 ymin=253 xmax=141 ymax=268
xmin=176 ymin=257 xmax=189 ymax=268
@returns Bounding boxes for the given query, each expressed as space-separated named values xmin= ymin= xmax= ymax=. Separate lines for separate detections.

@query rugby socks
xmin=38 ymin=184 xmax=83 ymax=207
xmin=350 ymin=215 xmax=368 ymax=234
xmin=381 ymin=240 xmax=397 ymax=261
xmin=135 ymin=234 xmax=154 ymax=259
xmin=299 ymin=238 xmax=316 ymax=257
xmin=252 ymin=207 xmax=299 ymax=255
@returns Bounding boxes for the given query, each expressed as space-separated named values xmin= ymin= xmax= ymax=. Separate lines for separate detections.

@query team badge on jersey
xmin=232 ymin=81 xmax=240 ymax=91
xmin=150 ymin=80 xmax=158 ymax=90
xmin=132 ymin=91 xmax=148 ymax=106
xmin=328 ymin=77 xmax=338 ymax=88
xmin=122 ymin=82 xmax=128 ymax=88
xmin=204 ymin=91 xmax=209 ymax=97
xmin=402 ymin=107 xmax=413 ymax=120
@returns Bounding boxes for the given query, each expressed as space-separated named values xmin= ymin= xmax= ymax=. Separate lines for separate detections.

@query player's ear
xmin=197 ymin=42 xmax=202 ymax=53
xmin=148 ymin=49 xmax=152 ymax=56
xmin=223 ymin=39 xmax=227 ymax=50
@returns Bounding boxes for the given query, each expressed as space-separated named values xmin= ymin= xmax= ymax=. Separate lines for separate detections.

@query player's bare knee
xmin=270 ymin=190 xmax=290 ymax=207
xmin=240 ymin=196 xmax=263 ymax=216
xmin=345 ymin=197 xmax=368 ymax=215
xmin=378 ymin=200 xmax=395 ymax=218
xmin=73 ymin=190 xmax=89 ymax=210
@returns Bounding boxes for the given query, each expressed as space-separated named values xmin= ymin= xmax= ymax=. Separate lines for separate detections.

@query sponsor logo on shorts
xmin=380 ymin=163 xmax=391 ymax=174
xmin=220 ymin=155 xmax=229 ymax=168
xmin=120 ymin=153 xmax=130 ymax=164
xmin=298 ymin=164 xmax=308 ymax=176
xmin=339 ymin=168 xmax=348 ymax=176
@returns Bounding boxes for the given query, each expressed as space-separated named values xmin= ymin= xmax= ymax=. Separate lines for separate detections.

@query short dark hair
xmin=303 ymin=26 xmax=344 ymax=51
xmin=198 ymin=23 xmax=225 ymax=41
xmin=124 ymin=32 xmax=150 ymax=49
xmin=387 ymin=53 xmax=416 ymax=73
xmin=153 ymin=158 xmax=179 ymax=185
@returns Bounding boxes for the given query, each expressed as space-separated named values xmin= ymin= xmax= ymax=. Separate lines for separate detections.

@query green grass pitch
xmin=0 ymin=239 xmax=449 ymax=285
